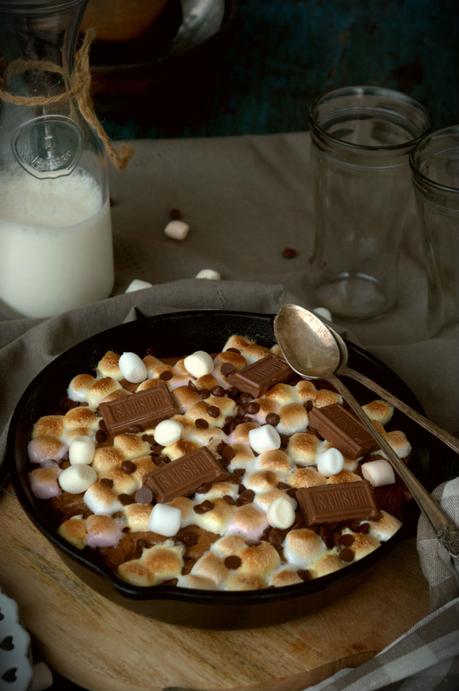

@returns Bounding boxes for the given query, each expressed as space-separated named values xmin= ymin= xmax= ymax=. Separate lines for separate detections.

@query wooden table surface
xmin=1 ymin=487 xmax=429 ymax=691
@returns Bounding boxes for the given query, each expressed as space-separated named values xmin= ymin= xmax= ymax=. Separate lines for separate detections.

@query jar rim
xmin=309 ymin=85 xmax=431 ymax=154
xmin=410 ymin=124 xmax=459 ymax=195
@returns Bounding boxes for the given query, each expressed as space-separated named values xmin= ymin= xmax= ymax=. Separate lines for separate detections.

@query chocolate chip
xmin=298 ymin=569 xmax=311 ymax=581
xmin=277 ymin=482 xmax=291 ymax=490
xmin=193 ymin=500 xmax=214 ymax=514
xmin=183 ymin=558 xmax=194 ymax=575
xmin=266 ymin=412 xmax=280 ymax=426
xmin=239 ymin=392 xmax=253 ymax=404
xmin=224 ymin=555 xmax=242 ymax=570
xmin=287 ymin=488 xmax=297 ymax=498
xmin=340 ymin=548 xmax=355 ymax=562
xmin=127 ymin=424 xmax=143 ymax=433
xmin=207 ymin=405 xmax=220 ymax=418
xmin=179 ymin=531 xmax=199 ymax=547
xmin=100 ymin=478 xmax=114 ymax=489
xmin=195 ymin=418 xmax=209 ymax=429
xmin=118 ymin=493 xmax=135 ymax=505
xmin=236 ymin=489 xmax=254 ymax=505
xmin=223 ymin=420 xmax=235 ymax=435
xmin=99 ymin=419 xmax=108 ymax=432
xmin=169 ymin=208 xmax=182 ymax=220
xmin=305 ymin=400 xmax=314 ymax=412
xmin=217 ymin=442 xmax=235 ymax=463
xmin=227 ymin=386 xmax=240 ymax=399
xmin=160 ymin=370 xmax=173 ymax=381
xmin=60 ymin=396 xmax=79 ymax=411
xmin=282 ymin=247 xmax=297 ymax=258
xmin=223 ymin=495 xmax=236 ymax=505
xmin=142 ymin=433 xmax=155 ymax=445
xmin=246 ymin=401 xmax=260 ymax=414
xmin=221 ymin=363 xmax=236 ymax=376
xmin=121 ymin=460 xmax=136 ymax=474
xmin=226 ymin=347 xmax=240 ymax=354
xmin=96 ymin=429 xmax=107 ymax=443
xmin=134 ymin=487 xmax=153 ymax=504
xmin=211 ymin=386 xmax=225 ymax=397
xmin=199 ymin=388 xmax=210 ymax=399
xmin=339 ymin=534 xmax=355 ymax=547
xmin=196 ymin=482 xmax=212 ymax=494
xmin=188 ymin=380 xmax=199 ymax=392
xmin=268 ymin=528 xmax=284 ymax=547
xmin=355 ymin=522 xmax=370 ymax=534
xmin=233 ymin=468 xmax=245 ymax=478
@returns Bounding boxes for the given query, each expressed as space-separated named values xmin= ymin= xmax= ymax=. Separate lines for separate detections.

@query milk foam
xmin=0 ymin=168 xmax=114 ymax=317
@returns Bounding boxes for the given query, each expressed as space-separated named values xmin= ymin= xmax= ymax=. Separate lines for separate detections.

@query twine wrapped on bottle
xmin=0 ymin=29 xmax=133 ymax=170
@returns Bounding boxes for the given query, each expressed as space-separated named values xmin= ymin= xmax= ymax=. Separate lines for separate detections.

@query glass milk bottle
xmin=0 ymin=0 xmax=114 ymax=318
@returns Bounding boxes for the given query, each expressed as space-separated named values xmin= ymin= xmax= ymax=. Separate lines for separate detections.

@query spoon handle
xmin=328 ymin=374 xmax=459 ymax=558
xmin=341 ymin=365 xmax=459 ymax=456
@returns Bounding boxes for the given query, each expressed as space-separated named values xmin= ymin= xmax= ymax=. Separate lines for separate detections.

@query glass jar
xmin=0 ymin=0 xmax=114 ymax=318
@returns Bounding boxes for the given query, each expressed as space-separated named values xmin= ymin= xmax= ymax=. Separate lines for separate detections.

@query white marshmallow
xmin=195 ymin=269 xmax=221 ymax=280
xmin=69 ymin=436 xmax=95 ymax=465
xmin=267 ymin=496 xmax=295 ymax=529
xmin=119 ymin=351 xmax=147 ymax=383
xmin=164 ymin=220 xmax=190 ymax=240
xmin=58 ymin=465 xmax=97 ymax=494
xmin=125 ymin=279 xmax=153 ymax=293
xmin=248 ymin=424 xmax=281 ymax=454
xmin=183 ymin=350 xmax=214 ymax=378
xmin=148 ymin=503 xmax=181 ymax=537
xmin=361 ymin=459 xmax=396 ymax=487
xmin=313 ymin=306 xmax=333 ymax=322
xmin=153 ymin=419 xmax=183 ymax=446
xmin=316 ymin=447 xmax=344 ymax=476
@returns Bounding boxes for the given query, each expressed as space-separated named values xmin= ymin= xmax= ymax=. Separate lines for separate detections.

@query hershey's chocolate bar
xmin=145 ymin=447 xmax=224 ymax=502
xmin=308 ymin=404 xmax=377 ymax=459
xmin=99 ymin=382 xmax=177 ymax=436
xmin=227 ymin=354 xmax=293 ymax=397
xmin=296 ymin=482 xmax=379 ymax=526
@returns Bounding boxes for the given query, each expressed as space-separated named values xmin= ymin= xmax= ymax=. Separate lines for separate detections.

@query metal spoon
xmin=274 ymin=304 xmax=459 ymax=558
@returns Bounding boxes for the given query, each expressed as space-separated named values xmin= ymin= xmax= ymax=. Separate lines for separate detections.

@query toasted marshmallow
xmin=195 ymin=268 xmax=221 ymax=280
xmin=256 ymin=449 xmax=291 ymax=474
xmin=287 ymin=432 xmax=319 ymax=466
xmin=254 ymin=488 xmax=295 ymax=512
xmin=289 ymin=468 xmax=326 ymax=488
xmin=211 ymin=534 xmax=246 ymax=559
xmin=224 ymin=573 xmax=265 ymax=591
xmin=87 ymin=377 xmax=122 ymax=409
xmin=102 ymin=467 xmax=141 ymax=495
xmin=58 ymin=517 xmax=87 ymax=549
xmin=227 ymin=443 xmax=256 ymax=471
xmin=368 ymin=510 xmax=402 ymax=541
xmin=249 ymin=425 xmax=281 ymax=454
xmin=316 ymin=447 xmax=345 ymax=477
xmin=192 ymin=498 xmax=234 ymax=534
xmin=277 ymin=404 xmax=309 ymax=436
xmin=283 ymin=529 xmax=326 ymax=568
xmin=194 ymin=481 xmax=239 ymax=503
xmin=172 ymin=385 xmax=201 ymax=412
xmin=119 ymin=352 xmax=147 ymax=384
xmin=244 ymin=470 xmax=278 ymax=494
xmin=64 ymin=406 xmax=99 ymax=431
xmin=190 ymin=551 xmax=228 ymax=586
xmin=68 ymin=374 xmax=95 ymax=402
xmin=29 ymin=466 xmax=61 ymax=499
xmin=118 ymin=541 xmax=184 ymax=586
xmin=162 ymin=439 xmax=198 ymax=461
xmin=269 ymin=567 xmax=304 ymax=587
xmin=58 ymin=464 xmax=97 ymax=494
xmin=97 ymin=351 xmax=122 ymax=380
xmin=84 ymin=481 xmax=123 ymax=515
xmin=148 ymin=503 xmax=181 ymax=537
xmin=215 ymin=349 xmax=247 ymax=371
xmin=384 ymin=430 xmax=411 ymax=459
xmin=123 ymin=503 xmax=152 ymax=532
xmin=226 ymin=504 xmax=268 ymax=542
xmin=295 ymin=380 xmax=318 ymax=403
xmin=153 ymin=419 xmax=183 ymax=446
xmin=229 ymin=421 xmax=258 ymax=445
xmin=69 ymin=436 xmax=95 ymax=465
xmin=178 ymin=574 xmax=216 ymax=589
xmin=92 ymin=446 xmax=125 ymax=474
xmin=164 ymin=219 xmax=189 ymax=240
xmin=327 ymin=470 xmax=362 ymax=484
xmin=314 ymin=390 xmax=343 ymax=408
xmin=32 ymin=415 xmax=64 ymax=440
xmin=264 ymin=383 xmax=296 ymax=407
xmin=86 ymin=515 xmax=122 ymax=548
xmin=113 ymin=434 xmax=150 ymax=460
xmin=362 ymin=399 xmax=394 ymax=425
xmin=183 ymin=350 xmax=214 ymax=378
xmin=267 ymin=496 xmax=295 ymax=529
xmin=310 ymin=554 xmax=344 ymax=578
xmin=239 ymin=542 xmax=281 ymax=579
xmin=346 ymin=532 xmax=380 ymax=561
xmin=361 ymin=459 xmax=395 ymax=487
xmin=28 ymin=437 xmax=68 ymax=464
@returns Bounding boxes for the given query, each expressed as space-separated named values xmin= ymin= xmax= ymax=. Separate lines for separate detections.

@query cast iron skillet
xmin=8 ymin=310 xmax=430 ymax=629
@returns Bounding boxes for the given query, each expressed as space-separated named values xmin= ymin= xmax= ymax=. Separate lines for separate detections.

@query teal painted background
xmin=104 ymin=0 xmax=458 ymax=139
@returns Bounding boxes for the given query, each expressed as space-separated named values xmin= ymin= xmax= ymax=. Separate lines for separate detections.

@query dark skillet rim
xmin=8 ymin=309 xmax=424 ymax=605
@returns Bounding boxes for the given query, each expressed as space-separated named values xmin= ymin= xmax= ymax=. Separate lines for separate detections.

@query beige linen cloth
xmin=0 ymin=134 xmax=458 ymax=689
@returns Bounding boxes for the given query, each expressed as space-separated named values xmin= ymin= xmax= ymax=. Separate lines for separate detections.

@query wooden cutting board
xmin=1 ymin=488 xmax=429 ymax=691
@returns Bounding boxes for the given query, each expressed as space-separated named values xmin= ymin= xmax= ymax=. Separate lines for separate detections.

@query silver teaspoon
xmin=274 ymin=304 xmax=459 ymax=558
